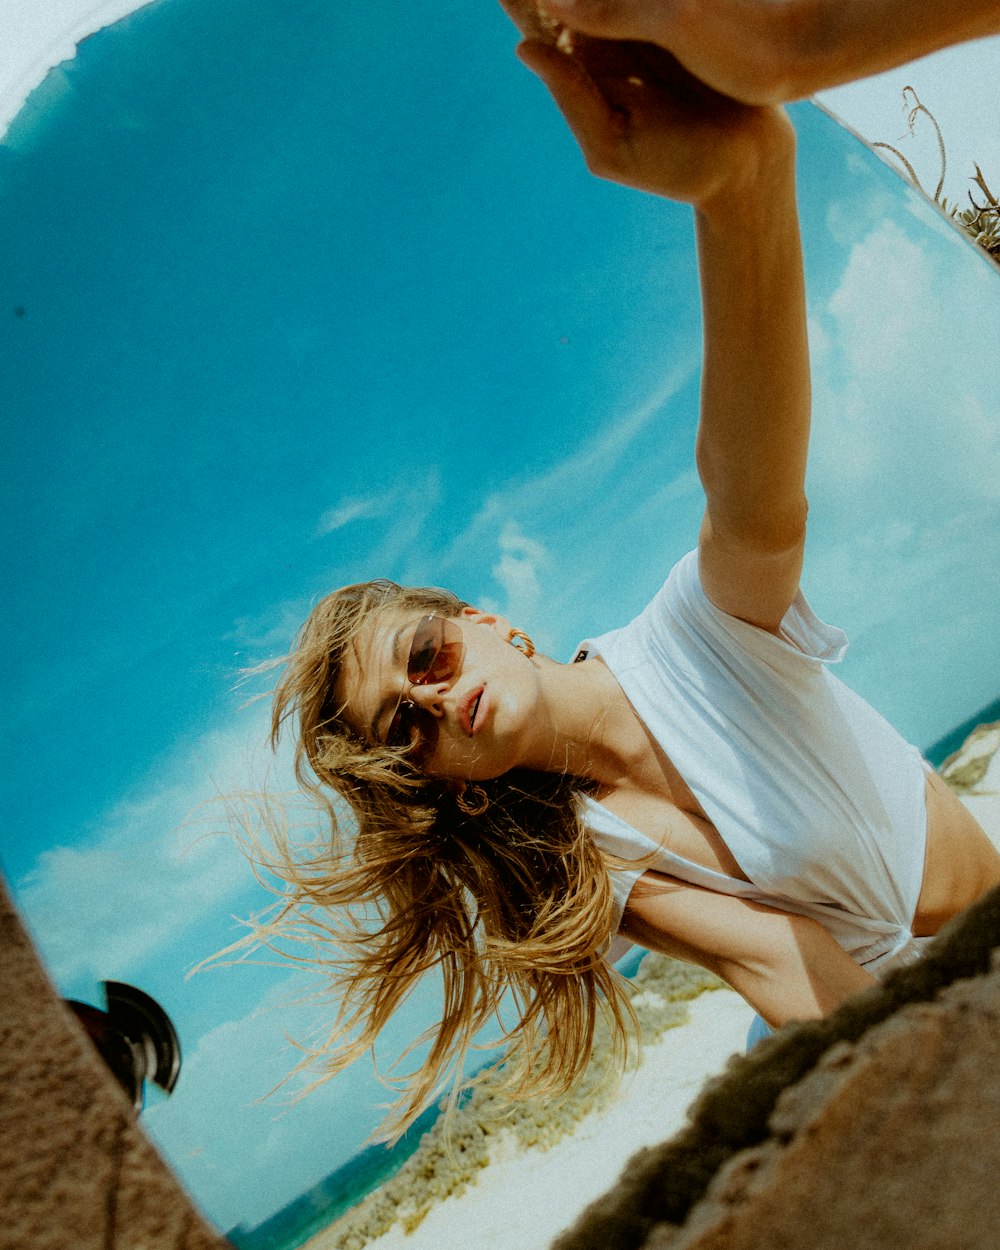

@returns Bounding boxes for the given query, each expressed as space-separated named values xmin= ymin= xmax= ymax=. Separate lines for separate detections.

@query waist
xmin=915 ymin=770 xmax=1000 ymax=933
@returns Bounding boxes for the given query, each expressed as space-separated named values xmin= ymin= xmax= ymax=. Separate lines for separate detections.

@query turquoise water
xmin=924 ymin=697 xmax=1000 ymax=767
xmin=226 ymin=1100 xmax=442 ymax=1250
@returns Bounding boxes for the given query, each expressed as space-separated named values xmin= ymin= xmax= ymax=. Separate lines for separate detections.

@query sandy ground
xmin=306 ymin=989 xmax=754 ymax=1250
xmin=948 ymin=723 xmax=1000 ymax=849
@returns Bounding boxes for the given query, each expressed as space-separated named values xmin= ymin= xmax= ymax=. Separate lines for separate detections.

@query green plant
xmin=873 ymin=87 xmax=1000 ymax=264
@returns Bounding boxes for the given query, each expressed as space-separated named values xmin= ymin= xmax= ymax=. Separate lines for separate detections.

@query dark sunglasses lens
xmin=407 ymin=617 xmax=443 ymax=684
xmin=407 ymin=616 xmax=462 ymax=686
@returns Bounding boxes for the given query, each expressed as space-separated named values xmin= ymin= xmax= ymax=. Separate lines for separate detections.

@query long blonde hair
xmin=239 ymin=578 xmax=637 ymax=1137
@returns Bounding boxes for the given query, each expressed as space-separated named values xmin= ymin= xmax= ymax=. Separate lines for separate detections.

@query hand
xmin=512 ymin=29 xmax=793 ymax=209
xmin=523 ymin=0 xmax=1000 ymax=104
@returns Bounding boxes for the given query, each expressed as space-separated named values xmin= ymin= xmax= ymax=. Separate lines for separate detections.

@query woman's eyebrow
xmin=369 ymin=624 xmax=408 ymax=741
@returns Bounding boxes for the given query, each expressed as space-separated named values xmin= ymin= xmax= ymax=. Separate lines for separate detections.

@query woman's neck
xmin=515 ymin=655 xmax=645 ymax=789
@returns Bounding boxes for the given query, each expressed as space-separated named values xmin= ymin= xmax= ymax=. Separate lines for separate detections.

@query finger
xmin=543 ymin=0 xmax=797 ymax=104
xmin=540 ymin=0 xmax=678 ymax=45
xmin=516 ymin=41 xmax=628 ymax=172
xmin=495 ymin=0 xmax=561 ymax=43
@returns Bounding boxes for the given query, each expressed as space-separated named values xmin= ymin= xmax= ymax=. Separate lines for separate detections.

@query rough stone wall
xmin=0 ymin=875 xmax=231 ymax=1250
xmin=552 ymin=884 xmax=1000 ymax=1250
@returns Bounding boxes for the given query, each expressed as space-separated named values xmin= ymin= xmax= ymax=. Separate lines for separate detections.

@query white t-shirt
xmin=576 ymin=550 xmax=930 ymax=975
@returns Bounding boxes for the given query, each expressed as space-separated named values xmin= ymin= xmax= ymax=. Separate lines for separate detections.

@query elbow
xmin=703 ymin=495 xmax=810 ymax=557
xmin=727 ymin=61 xmax=798 ymax=109
xmin=760 ymin=497 xmax=810 ymax=555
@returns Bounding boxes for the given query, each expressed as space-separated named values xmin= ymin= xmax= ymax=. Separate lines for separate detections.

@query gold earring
xmin=507 ymin=628 xmax=535 ymax=659
xmin=456 ymin=784 xmax=490 ymax=816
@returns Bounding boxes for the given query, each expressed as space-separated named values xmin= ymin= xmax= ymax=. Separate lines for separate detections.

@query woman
xmin=260 ymin=27 xmax=1000 ymax=1132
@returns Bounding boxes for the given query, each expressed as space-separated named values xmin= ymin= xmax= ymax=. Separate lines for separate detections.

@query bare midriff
xmin=912 ymin=770 xmax=1000 ymax=935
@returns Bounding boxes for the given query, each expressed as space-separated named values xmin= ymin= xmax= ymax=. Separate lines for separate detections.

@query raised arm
xmin=693 ymin=111 xmax=809 ymax=628
xmin=508 ymin=24 xmax=811 ymax=626
xmin=533 ymin=0 xmax=1000 ymax=104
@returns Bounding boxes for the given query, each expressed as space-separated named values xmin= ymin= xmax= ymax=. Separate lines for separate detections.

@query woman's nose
xmin=406 ymin=681 xmax=447 ymax=716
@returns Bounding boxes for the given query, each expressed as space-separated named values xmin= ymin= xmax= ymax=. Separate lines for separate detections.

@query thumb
xmin=540 ymin=0 xmax=678 ymax=44
xmin=516 ymin=40 xmax=627 ymax=173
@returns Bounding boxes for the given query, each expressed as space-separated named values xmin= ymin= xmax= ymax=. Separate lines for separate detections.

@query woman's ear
xmin=461 ymin=605 xmax=513 ymax=635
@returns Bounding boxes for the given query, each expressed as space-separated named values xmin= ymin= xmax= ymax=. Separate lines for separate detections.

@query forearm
xmin=771 ymin=0 xmax=1000 ymax=101
xmin=694 ymin=116 xmax=810 ymax=550
xmin=622 ymin=882 xmax=878 ymax=1028
xmin=724 ymin=929 xmax=878 ymax=1028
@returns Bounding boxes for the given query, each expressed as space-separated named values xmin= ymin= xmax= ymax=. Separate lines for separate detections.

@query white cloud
xmin=143 ymin=971 xmax=335 ymax=1228
xmin=225 ymin=597 xmax=312 ymax=658
xmin=405 ymin=361 xmax=700 ymax=657
xmin=490 ymin=521 xmax=549 ymax=623
xmin=802 ymin=200 xmax=1000 ymax=743
xmin=16 ymin=705 xmax=290 ymax=986
xmin=143 ymin=964 xmax=454 ymax=1230
xmin=369 ymin=469 xmax=442 ymax=573
xmin=812 ymin=215 xmax=1000 ymax=505
xmin=315 ymin=474 xmax=444 ymax=567
xmin=828 ymin=219 xmax=934 ymax=378
xmin=437 ymin=361 xmax=696 ymax=577
xmin=315 ymin=492 xmax=392 ymax=537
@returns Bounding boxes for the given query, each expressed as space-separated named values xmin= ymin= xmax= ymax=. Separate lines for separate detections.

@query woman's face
xmin=336 ymin=605 xmax=545 ymax=781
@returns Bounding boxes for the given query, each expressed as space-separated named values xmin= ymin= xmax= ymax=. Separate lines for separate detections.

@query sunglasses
xmin=385 ymin=615 xmax=464 ymax=760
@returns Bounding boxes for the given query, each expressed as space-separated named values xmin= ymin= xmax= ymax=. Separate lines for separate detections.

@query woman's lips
xmin=460 ymin=686 xmax=487 ymax=736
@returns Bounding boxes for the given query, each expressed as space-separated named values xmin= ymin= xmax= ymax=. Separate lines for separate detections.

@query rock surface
xmin=0 ymin=875 xmax=230 ymax=1250
xmin=657 ymin=969 xmax=1000 ymax=1249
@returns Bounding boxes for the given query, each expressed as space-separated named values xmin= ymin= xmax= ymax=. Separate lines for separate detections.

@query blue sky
xmin=2 ymin=0 xmax=999 ymax=1233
